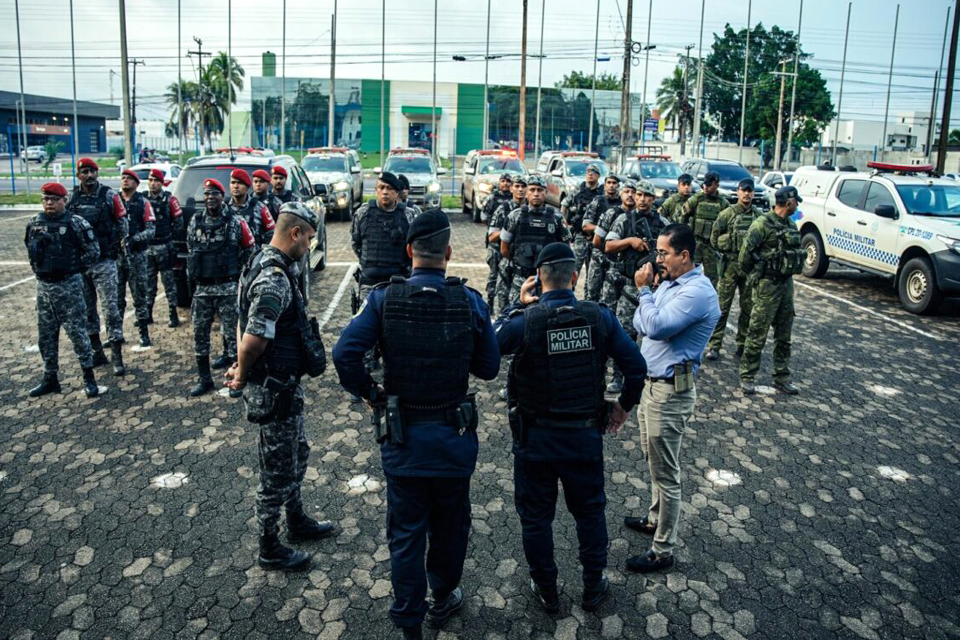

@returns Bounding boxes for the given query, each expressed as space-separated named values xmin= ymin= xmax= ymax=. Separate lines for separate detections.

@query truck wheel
xmin=898 ymin=256 xmax=942 ymax=315
xmin=461 ymin=189 xmax=470 ymax=215
xmin=801 ymin=231 xmax=829 ymax=278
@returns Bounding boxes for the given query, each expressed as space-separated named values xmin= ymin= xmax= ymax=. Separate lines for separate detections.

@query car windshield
xmin=565 ymin=160 xmax=608 ymax=177
xmin=131 ymin=169 xmax=152 ymax=180
xmin=638 ymin=162 xmax=682 ymax=180
xmin=478 ymin=158 xmax=525 ymax=175
xmin=302 ymin=156 xmax=347 ymax=173
xmin=173 ymin=165 xmax=264 ymax=206
xmin=711 ymin=164 xmax=753 ymax=181
xmin=384 ymin=157 xmax=435 ymax=174
xmin=895 ymin=184 xmax=960 ymax=217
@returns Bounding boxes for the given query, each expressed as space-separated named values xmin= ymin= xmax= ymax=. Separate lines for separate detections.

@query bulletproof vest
xmin=691 ymin=194 xmax=725 ymax=243
xmin=275 ymin=189 xmax=299 ymax=204
xmin=26 ymin=214 xmax=83 ymax=280
xmin=569 ymin=183 xmax=602 ymax=231
xmin=381 ymin=277 xmax=475 ymax=405
xmin=255 ymin=193 xmax=280 ymax=222
xmin=239 ymin=251 xmax=305 ymax=376
xmin=227 ymin=197 xmax=260 ymax=237
xmin=511 ymin=301 xmax=607 ymax=421
xmin=511 ymin=206 xmax=560 ymax=274
xmin=773 ymin=218 xmax=803 ymax=277
xmin=729 ymin=206 xmax=759 ymax=255
xmin=123 ymin=191 xmax=149 ymax=252
xmin=66 ymin=183 xmax=118 ymax=259
xmin=614 ymin=209 xmax=664 ymax=277
xmin=358 ymin=205 xmax=411 ymax=281
xmin=147 ymin=191 xmax=173 ymax=244
xmin=190 ymin=210 xmax=241 ymax=280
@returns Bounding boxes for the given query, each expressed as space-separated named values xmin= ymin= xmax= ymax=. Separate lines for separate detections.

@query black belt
xmin=646 ymin=376 xmax=673 ymax=383
xmin=36 ymin=272 xmax=77 ymax=283
xmin=198 ymin=276 xmax=237 ymax=285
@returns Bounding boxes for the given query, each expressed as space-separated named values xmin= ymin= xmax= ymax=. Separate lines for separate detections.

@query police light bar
xmin=215 ymin=146 xmax=257 ymax=154
xmin=388 ymin=147 xmax=430 ymax=155
xmin=560 ymin=151 xmax=599 ymax=157
xmin=477 ymin=149 xmax=518 ymax=157
xmin=866 ymin=161 xmax=934 ymax=174
xmin=307 ymin=147 xmax=348 ymax=154
xmin=637 ymin=154 xmax=671 ymax=160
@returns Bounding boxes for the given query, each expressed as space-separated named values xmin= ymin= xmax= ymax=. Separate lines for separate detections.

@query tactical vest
xmin=358 ymin=205 xmax=411 ymax=282
xmin=26 ymin=214 xmax=83 ymax=281
xmin=773 ymin=220 xmax=804 ymax=277
xmin=614 ymin=209 xmax=665 ymax=277
xmin=275 ymin=189 xmax=299 ymax=204
xmin=255 ymin=193 xmax=280 ymax=222
xmin=239 ymin=251 xmax=305 ymax=377
xmin=510 ymin=301 xmax=607 ymax=422
xmin=66 ymin=184 xmax=119 ymax=259
xmin=569 ymin=183 xmax=601 ymax=232
xmin=228 ymin=197 xmax=261 ymax=239
xmin=190 ymin=210 xmax=241 ymax=280
xmin=511 ymin=206 xmax=560 ymax=274
xmin=487 ymin=199 xmax=520 ymax=249
xmin=691 ymin=194 xmax=725 ymax=243
xmin=147 ymin=191 xmax=173 ymax=244
xmin=381 ymin=277 xmax=475 ymax=405
xmin=717 ymin=206 xmax=759 ymax=256
xmin=123 ymin=192 xmax=149 ymax=252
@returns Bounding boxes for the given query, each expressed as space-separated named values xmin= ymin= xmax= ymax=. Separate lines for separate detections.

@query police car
xmin=374 ymin=148 xmax=446 ymax=210
xmin=302 ymin=147 xmax=363 ymax=221
xmin=541 ymin=151 xmax=609 ymax=209
xmin=794 ymin=161 xmax=960 ymax=314
xmin=461 ymin=148 xmax=526 ymax=222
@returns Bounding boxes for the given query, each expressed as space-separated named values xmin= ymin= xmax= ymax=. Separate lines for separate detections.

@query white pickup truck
xmin=793 ymin=162 xmax=960 ymax=314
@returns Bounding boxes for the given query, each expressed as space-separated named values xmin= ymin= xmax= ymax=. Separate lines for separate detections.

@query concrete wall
xmin=389 ymin=81 xmax=459 ymax=158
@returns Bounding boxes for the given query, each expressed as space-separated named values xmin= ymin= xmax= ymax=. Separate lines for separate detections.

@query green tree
xmin=164 ymin=53 xmax=244 ymax=150
xmin=556 ymin=70 xmax=622 ymax=91
xmin=43 ymin=140 xmax=64 ymax=169
xmin=950 ymin=128 xmax=960 ymax=145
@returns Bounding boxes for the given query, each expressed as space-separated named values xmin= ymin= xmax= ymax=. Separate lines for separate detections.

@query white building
xmin=820 ymin=111 xmax=939 ymax=153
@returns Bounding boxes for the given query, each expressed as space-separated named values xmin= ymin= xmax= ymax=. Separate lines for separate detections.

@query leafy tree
xmin=43 ymin=140 xmax=64 ymax=169
xmin=163 ymin=53 xmax=244 ymax=150
xmin=950 ymin=128 xmax=960 ymax=145
xmin=556 ymin=70 xmax=622 ymax=91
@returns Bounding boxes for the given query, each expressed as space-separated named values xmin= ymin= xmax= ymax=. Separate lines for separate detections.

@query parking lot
xmin=0 ymin=208 xmax=959 ymax=640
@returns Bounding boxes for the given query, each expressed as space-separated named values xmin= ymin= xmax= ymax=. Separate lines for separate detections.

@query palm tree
xmin=164 ymin=79 xmax=198 ymax=139
xmin=163 ymin=53 xmax=244 ymax=151
xmin=655 ymin=66 xmax=686 ymax=135
xmin=207 ymin=52 xmax=244 ymax=107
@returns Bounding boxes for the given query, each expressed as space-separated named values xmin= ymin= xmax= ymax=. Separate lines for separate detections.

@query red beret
xmin=121 ymin=169 xmax=141 ymax=183
xmin=77 ymin=157 xmax=99 ymax=171
xmin=148 ymin=168 xmax=166 ymax=182
xmin=230 ymin=168 xmax=252 ymax=187
xmin=252 ymin=169 xmax=272 ymax=182
xmin=271 ymin=165 xmax=288 ymax=178
xmin=203 ymin=178 xmax=225 ymax=194
xmin=41 ymin=182 xmax=68 ymax=197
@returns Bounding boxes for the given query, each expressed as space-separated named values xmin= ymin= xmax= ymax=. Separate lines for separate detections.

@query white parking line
xmin=794 ymin=280 xmax=945 ymax=342
xmin=0 ymin=213 xmax=36 ymax=222
xmin=0 ymin=275 xmax=34 ymax=292
xmin=0 ymin=261 xmax=29 ymax=266
xmin=318 ymin=263 xmax=358 ymax=330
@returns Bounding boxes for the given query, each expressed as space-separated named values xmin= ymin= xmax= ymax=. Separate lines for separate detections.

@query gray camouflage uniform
xmin=117 ymin=195 xmax=155 ymax=323
xmin=592 ymin=206 xmax=626 ymax=307
xmin=499 ymin=205 xmax=571 ymax=302
xmin=488 ymin=198 xmax=522 ymax=313
xmin=581 ymin=194 xmax=620 ymax=302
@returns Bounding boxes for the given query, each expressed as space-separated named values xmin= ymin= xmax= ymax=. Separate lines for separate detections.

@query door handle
xmin=827 ymin=211 xmax=836 ymax=217
xmin=857 ymin=220 xmax=867 ymax=226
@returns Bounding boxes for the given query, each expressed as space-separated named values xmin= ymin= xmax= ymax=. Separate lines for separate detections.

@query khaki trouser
xmin=637 ymin=380 xmax=696 ymax=556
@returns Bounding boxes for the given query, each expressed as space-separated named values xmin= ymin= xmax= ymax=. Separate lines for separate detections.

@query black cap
xmin=378 ymin=171 xmax=403 ymax=192
xmin=737 ymin=178 xmax=754 ymax=191
xmin=534 ymin=242 xmax=576 ymax=268
xmin=500 ymin=172 xmax=513 ymax=182
xmin=775 ymin=185 xmax=803 ymax=205
xmin=398 ymin=174 xmax=410 ymax=191
xmin=703 ymin=171 xmax=720 ymax=185
xmin=678 ymin=173 xmax=693 ymax=185
xmin=406 ymin=208 xmax=451 ymax=243
xmin=605 ymin=173 xmax=622 ymax=183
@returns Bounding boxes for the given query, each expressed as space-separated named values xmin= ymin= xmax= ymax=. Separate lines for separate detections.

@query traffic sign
xmin=52 ymin=163 xmax=62 ymax=177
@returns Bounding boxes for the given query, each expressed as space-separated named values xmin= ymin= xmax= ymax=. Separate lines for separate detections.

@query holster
xmin=243 ymin=374 xmax=298 ymax=425
xmin=300 ymin=316 xmax=326 ymax=377
xmin=508 ymin=405 xmax=527 ymax=446
xmin=385 ymin=395 xmax=405 ymax=445
xmin=451 ymin=395 xmax=479 ymax=435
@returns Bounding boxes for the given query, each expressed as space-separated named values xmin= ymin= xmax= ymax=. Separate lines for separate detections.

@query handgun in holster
xmin=451 ymin=394 xmax=479 ymax=436
xmin=508 ymin=406 xmax=528 ymax=446
xmin=371 ymin=386 xmax=388 ymax=444
xmin=385 ymin=396 xmax=405 ymax=445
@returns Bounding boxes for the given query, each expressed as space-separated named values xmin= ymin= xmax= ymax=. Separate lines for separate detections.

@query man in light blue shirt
xmin=624 ymin=223 xmax=720 ymax=573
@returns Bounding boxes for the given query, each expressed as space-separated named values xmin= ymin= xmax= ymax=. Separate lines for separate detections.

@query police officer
xmin=499 ymin=174 xmax=571 ymax=302
xmin=252 ymin=169 xmax=282 ymax=221
xmin=582 ymin=173 xmax=622 ymax=302
xmin=145 ymin=168 xmax=184 ymax=328
xmin=491 ymin=174 xmax=527 ymax=313
xmin=227 ymin=168 xmax=276 ymax=248
xmin=738 ymin=186 xmax=803 ymax=396
xmin=25 ymin=182 xmax=102 ymax=398
xmin=495 ymin=243 xmax=646 ymax=613
xmin=562 ymin=163 xmax=603 ymax=282
xmin=186 ymin=178 xmax=256 ymax=397
xmin=658 ymin=173 xmax=694 ymax=223
xmin=271 ymin=165 xmax=299 ymax=204
xmin=481 ymin=172 xmax=513 ymax=224
xmin=398 ymin=174 xmax=423 ymax=218
xmin=679 ymin=171 xmax=725 ymax=287
xmin=225 ymin=201 xmax=334 ymax=571
xmin=592 ymin=177 xmax=634 ymax=310
xmin=482 ymin=173 xmax=514 ymax=308
xmin=117 ymin=169 xmax=157 ymax=348
xmin=705 ymin=178 xmax=761 ymax=360
xmin=333 ymin=210 xmax=501 ymax=639
xmin=66 ymin=157 xmax=128 ymax=375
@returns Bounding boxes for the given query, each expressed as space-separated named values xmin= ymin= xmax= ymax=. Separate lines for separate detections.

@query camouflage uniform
xmin=253 ymin=191 xmax=283 ymax=223
xmin=145 ymin=191 xmax=183 ymax=314
xmin=738 ymin=211 xmax=803 ymax=385
xmin=605 ymin=207 xmax=668 ymax=340
xmin=707 ymin=202 xmax=760 ymax=353
xmin=116 ymin=192 xmax=156 ymax=323
xmin=658 ymin=192 xmax=691 ymax=223
xmin=583 ymin=194 xmax=621 ymax=302
xmin=592 ymin=205 xmax=628 ymax=308
xmin=485 ymin=196 xmax=517 ymax=311
xmin=562 ymin=182 xmax=602 ymax=282
xmin=227 ymin=196 xmax=276 ymax=248
xmin=401 ymin=199 xmax=423 ymax=218
xmin=25 ymin=212 xmax=100 ymax=373
xmin=500 ymin=204 xmax=571 ymax=302
xmin=680 ymin=191 xmax=727 ymax=288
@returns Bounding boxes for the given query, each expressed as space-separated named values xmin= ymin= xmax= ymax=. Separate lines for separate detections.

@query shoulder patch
xmin=508 ymin=307 xmax=525 ymax=318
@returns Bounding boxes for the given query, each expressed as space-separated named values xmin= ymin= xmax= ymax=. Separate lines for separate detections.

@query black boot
xmin=168 ymin=305 xmax=180 ymax=328
xmin=211 ymin=354 xmax=232 ymax=370
xmin=28 ymin=373 xmax=61 ymax=397
xmin=286 ymin=508 xmax=336 ymax=542
xmin=82 ymin=367 xmax=99 ymax=398
xmin=138 ymin=321 xmax=152 ymax=348
xmin=258 ymin=529 xmax=311 ymax=571
xmin=90 ymin=334 xmax=109 ymax=367
xmin=111 ymin=342 xmax=126 ymax=376
xmin=400 ymin=625 xmax=423 ymax=640
xmin=190 ymin=356 xmax=214 ymax=396
xmin=145 ymin=304 xmax=154 ymax=325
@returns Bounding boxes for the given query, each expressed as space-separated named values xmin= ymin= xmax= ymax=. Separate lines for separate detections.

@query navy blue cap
xmin=775 ymin=185 xmax=803 ymax=204
xmin=703 ymin=171 xmax=720 ymax=185
xmin=534 ymin=242 xmax=576 ymax=268
xmin=406 ymin=208 xmax=451 ymax=243
xmin=737 ymin=178 xmax=754 ymax=191
xmin=397 ymin=174 xmax=410 ymax=191
xmin=378 ymin=171 xmax=403 ymax=192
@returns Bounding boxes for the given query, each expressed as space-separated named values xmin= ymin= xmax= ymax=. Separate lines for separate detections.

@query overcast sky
xmin=1 ymin=0 xmax=956 ymax=128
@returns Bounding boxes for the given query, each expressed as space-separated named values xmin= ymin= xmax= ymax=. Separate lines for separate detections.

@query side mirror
xmin=551 ymin=168 xmax=563 ymax=177
xmin=463 ymin=166 xmax=475 ymax=175
xmin=874 ymin=204 xmax=897 ymax=219
xmin=373 ymin=166 xmax=382 ymax=173
xmin=771 ymin=181 xmax=782 ymax=188
xmin=437 ymin=167 xmax=448 ymax=175
xmin=350 ymin=166 xmax=361 ymax=174
xmin=314 ymin=183 xmax=327 ymax=196
xmin=696 ymin=174 xmax=705 ymax=182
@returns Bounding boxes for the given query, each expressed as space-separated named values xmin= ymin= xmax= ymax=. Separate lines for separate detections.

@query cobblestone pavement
xmin=1 ymin=207 xmax=959 ymax=640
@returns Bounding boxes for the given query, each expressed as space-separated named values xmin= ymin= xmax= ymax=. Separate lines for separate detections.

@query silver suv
xmin=542 ymin=152 xmax=608 ymax=209
xmin=302 ymin=147 xmax=363 ymax=221
xmin=375 ymin=148 xmax=446 ymax=209
xmin=461 ymin=149 xmax=526 ymax=222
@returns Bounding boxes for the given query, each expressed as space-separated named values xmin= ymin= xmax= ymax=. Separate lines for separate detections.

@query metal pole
xmin=69 ymin=0 xmax=79 ymax=187
xmin=15 ymin=0 xmax=31 ymax=194
xmin=329 ymin=4 xmax=337 ymax=147
xmin=691 ymin=0 xmax=706 ymax=156
xmin=227 ymin=0 xmax=233 ymax=151
xmin=431 ymin=0 xmax=438 ymax=161
xmin=618 ymin=0 xmax=634 ymax=154
xmin=640 ymin=0 xmax=652 ymax=152
xmin=118 ymin=0 xmax=133 ymax=169
xmin=738 ymin=0 xmax=751 ymax=165
xmin=281 ymin=0 xmax=286 ymax=153
xmin=380 ymin=0 xmax=385 ymax=160
xmin=178 ymin=0 xmax=184 ymax=163
xmin=928 ymin=5 xmax=952 ymax=162
xmin=785 ymin=0 xmax=803 ymax=169
xmin=773 ymin=60 xmax=787 ymax=170
xmin=534 ymin=0 xmax=545 ymax=156
xmin=588 ymin=0 xmax=600 ymax=152
xmin=679 ymin=45 xmax=692 ymax=155
xmin=484 ymin=0 xmax=491 ymax=149
xmin=880 ymin=4 xmax=899 ymax=160
xmin=936 ymin=0 xmax=960 ymax=173
xmin=832 ymin=2 xmax=852 ymax=166
xmin=519 ymin=0 xmax=528 ymax=160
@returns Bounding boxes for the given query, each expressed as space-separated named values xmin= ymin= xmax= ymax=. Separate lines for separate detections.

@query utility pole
xmin=15 ymin=0 xmax=30 ymax=194
xmin=519 ymin=0 xmax=528 ymax=160
xmin=773 ymin=60 xmax=788 ymax=170
xmin=380 ymin=0 xmax=385 ymax=159
xmin=329 ymin=0 xmax=337 ymax=147
xmin=936 ymin=0 xmax=960 ymax=173
xmin=832 ymin=2 xmax=852 ymax=166
xmin=227 ymin=0 xmax=232 ymax=152
xmin=483 ymin=0 xmax=491 ymax=149
xmin=785 ymin=0 xmax=803 ymax=170
xmin=282 ymin=0 xmax=287 ymax=153
xmin=431 ymin=0 xmax=438 ymax=161
xmin=927 ymin=5 xmax=951 ymax=161
xmin=118 ymin=0 xmax=133 ymax=167
xmin=880 ymin=4 xmax=900 ymax=160
xmin=177 ymin=0 xmax=183 ymax=163
xmin=70 ymin=0 xmax=79 ymax=185
xmin=639 ymin=0 xmax=652 ymax=152
xmin=691 ymin=0 xmax=706 ymax=155
xmin=619 ymin=0 xmax=634 ymax=155
xmin=187 ymin=37 xmax=209 ymax=151
xmin=588 ymin=0 xmax=600 ymax=152
xmin=680 ymin=44 xmax=694 ymax=155
xmin=737 ymin=0 xmax=752 ymax=165
xmin=534 ymin=0 xmax=545 ymax=157
xmin=129 ymin=59 xmax=145 ymax=153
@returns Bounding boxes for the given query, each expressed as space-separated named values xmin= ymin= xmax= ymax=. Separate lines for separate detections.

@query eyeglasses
xmin=41 ymin=196 xmax=64 ymax=203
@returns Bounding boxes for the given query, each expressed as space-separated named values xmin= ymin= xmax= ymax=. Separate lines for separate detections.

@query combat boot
xmin=775 ymin=381 xmax=799 ymax=395
xmin=168 ymin=305 xmax=180 ymax=328
xmin=528 ymin=579 xmax=560 ymax=614
xmin=138 ymin=321 xmax=152 ymax=348
xmin=286 ymin=508 xmax=336 ymax=542
xmin=111 ymin=342 xmax=126 ymax=376
xmin=740 ymin=381 xmax=756 ymax=395
xmin=190 ymin=356 xmax=214 ymax=396
xmin=90 ymin=334 xmax=109 ymax=367
xmin=211 ymin=354 xmax=232 ymax=370
xmin=82 ymin=367 xmax=99 ymax=398
xmin=258 ymin=529 xmax=311 ymax=571
xmin=28 ymin=373 xmax=61 ymax=397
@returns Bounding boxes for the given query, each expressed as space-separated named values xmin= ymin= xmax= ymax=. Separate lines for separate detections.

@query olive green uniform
xmin=707 ymin=202 xmax=760 ymax=353
xmin=680 ymin=192 xmax=727 ymax=288
xmin=658 ymin=192 xmax=691 ymax=224
xmin=737 ymin=212 xmax=803 ymax=385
